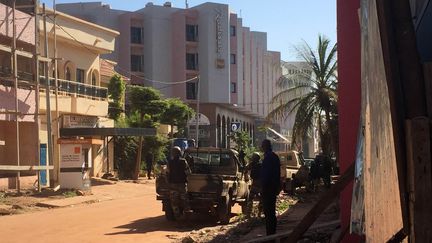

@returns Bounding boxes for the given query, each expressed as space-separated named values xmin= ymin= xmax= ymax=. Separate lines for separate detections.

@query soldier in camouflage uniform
xmin=167 ymin=146 xmax=191 ymax=218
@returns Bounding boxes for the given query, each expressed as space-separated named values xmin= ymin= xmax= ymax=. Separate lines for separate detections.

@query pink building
xmin=0 ymin=2 xmax=38 ymax=188
xmin=59 ymin=2 xmax=282 ymax=147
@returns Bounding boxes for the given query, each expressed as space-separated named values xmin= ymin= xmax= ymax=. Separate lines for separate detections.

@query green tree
xmin=128 ymin=86 xmax=168 ymax=180
xmin=160 ymin=98 xmax=195 ymax=138
xmin=229 ymin=131 xmax=252 ymax=152
xmin=268 ymin=35 xmax=338 ymax=157
xmin=107 ymin=74 xmax=126 ymax=120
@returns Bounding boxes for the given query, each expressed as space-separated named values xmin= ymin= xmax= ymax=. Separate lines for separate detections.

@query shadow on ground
xmin=105 ymin=212 xmax=224 ymax=236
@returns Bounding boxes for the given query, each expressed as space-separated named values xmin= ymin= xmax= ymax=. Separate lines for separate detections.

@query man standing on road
xmin=260 ymin=139 xmax=281 ymax=236
xmin=167 ymin=146 xmax=191 ymax=218
xmin=145 ymin=152 xmax=153 ymax=179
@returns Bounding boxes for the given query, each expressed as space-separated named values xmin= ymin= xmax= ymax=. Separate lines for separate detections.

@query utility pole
xmin=42 ymin=4 xmax=54 ymax=186
xmin=195 ymin=79 xmax=200 ymax=147
xmin=12 ymin=0 xmax=21 ymax=193
xmin=53 ymin=0 xmax=60 ymax=186
xmin=34 ymin=0 xmax=42 ymax=191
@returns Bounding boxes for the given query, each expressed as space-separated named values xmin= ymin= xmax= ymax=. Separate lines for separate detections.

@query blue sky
xmin=42 ymin=0 xmax=337 ymax=61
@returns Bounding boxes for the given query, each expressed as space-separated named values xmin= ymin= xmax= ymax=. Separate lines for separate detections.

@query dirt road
xmin=0 ymin=180 xmax=219 ymax=243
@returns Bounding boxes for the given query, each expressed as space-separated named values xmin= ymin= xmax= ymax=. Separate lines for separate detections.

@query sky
xmin=41 ymin=0 xmax=337 ymax=61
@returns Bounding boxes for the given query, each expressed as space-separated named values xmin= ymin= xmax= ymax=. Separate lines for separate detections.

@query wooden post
xmin=11 ymin=0 xmax=21 ymax=193
xmin=405 ymin=118 xmax=432 ymax=242
xmin=424 ymin=63 xmax=432 ymax=118
xmin=34 ymin=0 xmax=41 ymax=191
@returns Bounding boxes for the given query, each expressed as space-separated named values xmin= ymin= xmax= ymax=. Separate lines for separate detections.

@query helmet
xmin=171 ymin=146 xmax=182 ymax=157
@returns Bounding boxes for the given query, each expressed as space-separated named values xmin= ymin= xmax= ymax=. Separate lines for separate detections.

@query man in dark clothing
xmin=167 ymin=146 xmax=191 ymax=218
xmin=246 ymin=152 xmax=263 ymax=217
xmin=145 ymin=153 xmax=153 ymax=179
xmin=260 ymin=139 xmax=281 ymax=236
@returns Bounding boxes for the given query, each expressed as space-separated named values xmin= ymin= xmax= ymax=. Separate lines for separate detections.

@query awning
xmin=60 ymin=127 xmax=157 ymax=137
xmin=267 ymin=127 xmax=290 ymax=143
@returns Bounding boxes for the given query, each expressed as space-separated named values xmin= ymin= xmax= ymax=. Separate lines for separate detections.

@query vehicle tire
xmin=217 ymin=196 xmax=232 ymax=225
xmin=163 ymin=200 xmax=175 ymax=221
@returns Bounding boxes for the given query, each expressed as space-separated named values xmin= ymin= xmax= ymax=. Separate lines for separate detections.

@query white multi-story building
xmin=58 ymin=1 xmax=282 ymax=147
xmin=280 ymin=61 xmax=317 ymax=157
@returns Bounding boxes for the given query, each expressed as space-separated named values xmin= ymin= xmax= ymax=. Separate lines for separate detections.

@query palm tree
xmin=268 ymin=35 xmax=338 ymax=157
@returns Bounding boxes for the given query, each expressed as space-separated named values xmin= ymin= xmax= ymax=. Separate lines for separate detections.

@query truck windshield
xmin=185 ymin=151 xmax=236 ymax=175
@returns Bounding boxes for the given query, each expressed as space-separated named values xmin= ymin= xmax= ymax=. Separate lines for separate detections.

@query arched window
xmin=92 ymin=72 xmax=97 ymax=86
xmin=65 ymin=67 xmax=71 ymax=80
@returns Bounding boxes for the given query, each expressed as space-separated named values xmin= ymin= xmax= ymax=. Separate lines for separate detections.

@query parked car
xmin=278 ymin=151 xmax=310 ymax=193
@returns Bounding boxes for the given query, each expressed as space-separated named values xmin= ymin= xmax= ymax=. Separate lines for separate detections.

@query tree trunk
xmin=325 ymin=110 xmax=339 ymax=160
xmin=134 ymin=136 xmax=143 ymax=180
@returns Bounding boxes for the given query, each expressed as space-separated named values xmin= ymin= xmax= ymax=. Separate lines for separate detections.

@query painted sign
xmin=231 ymin=122 xmax=241 ymax=132
xmin=60 ymin=144 xmax=83 ymax=168
xmin=62 ymin=115 xmax=98 ymax=128
xmin=188 ymin=126 xmax=211 ymax=139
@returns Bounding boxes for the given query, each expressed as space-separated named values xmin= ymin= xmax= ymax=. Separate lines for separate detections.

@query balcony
xmin=39 ymin=77 xmax=108 ymax=117
xmin=39 ymin=77 xmax=108 ymax=100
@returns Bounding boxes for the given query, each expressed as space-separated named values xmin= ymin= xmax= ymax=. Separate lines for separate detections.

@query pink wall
xmin=172 ymin=10 xmax=199 ymax=101
xmin=172 ymin=10 xmax=187 ymax=100
xmin=337 ymin=0 xmax=361 ymax=242
xmin=0 ymin=85 xmax=36 ymax=122
xmin=118 ymin=13 xmax=132 ymax=82
xmin=0 ymin=3 xmax=35 ymax=45
xmin=230 ymin=13 xmax=238 ymax=104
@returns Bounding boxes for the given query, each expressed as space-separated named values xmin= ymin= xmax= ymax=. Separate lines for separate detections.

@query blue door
xmin=39 ymin=144 xmax=47 ymax=186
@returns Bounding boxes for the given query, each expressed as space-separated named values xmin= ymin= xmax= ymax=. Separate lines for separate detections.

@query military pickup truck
xmin=156 ymin=147 xmax=251 ymax=224
xmin=278 ymin=151 xmax=310 ymax=193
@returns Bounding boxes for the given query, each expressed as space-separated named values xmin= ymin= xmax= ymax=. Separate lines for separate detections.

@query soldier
xmin=248 ymin=152 xmax=262 ymax=196
xmin=166 ymin=146 xmax=191 ymax=218
xmin=260 ymin=139 xmax=281 ymax=236
xmin=145 ymin=152 xmax=153 ymax=179
xmin=246 ymin=152 xmax=262 ymax=217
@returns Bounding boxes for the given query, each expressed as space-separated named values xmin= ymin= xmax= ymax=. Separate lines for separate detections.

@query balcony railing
xmin=39 ymin=77 xmax=108 ymax=100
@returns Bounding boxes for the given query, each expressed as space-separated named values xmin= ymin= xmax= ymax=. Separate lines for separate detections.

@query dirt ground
xmin=180 ymin=187 xmax=340 ymax=243
xmin=0 ymin=178 xmax=339 ymax=243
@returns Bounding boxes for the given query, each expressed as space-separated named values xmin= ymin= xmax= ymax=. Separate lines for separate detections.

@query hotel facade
xmin=59 ymin=2 xmax=282 ymax=148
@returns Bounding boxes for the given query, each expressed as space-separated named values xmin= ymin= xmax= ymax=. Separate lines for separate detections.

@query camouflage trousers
xmin=169 ymin=183 xmax=188 ymax=216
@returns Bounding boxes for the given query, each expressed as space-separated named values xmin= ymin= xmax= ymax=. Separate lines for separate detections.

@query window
xmin=186 ymin=81 xmax=197 ymax=100
xmin=130 ymin=27 xmax=143 ymax=44
xmin=131 ymin=55 xmax=144 ymax=72
xmin=230 ymin=25 xmax=236 ymax=37
xmin=92 ymin=72 xmax=97 ymax=86
xmin=76 ymin=68 xmax=85 ymax=83
xmin=231 ymin=82 xmax=237 ymax=93
xmin=186 ymin=25 xmax=198 ymax=42
xmin=186 ymin=53 xmax=198 ymax=70
xmin=230 ymin=54 xmax=236 ymax=64
xmin=65 ymin=67 xmax=71 ymax=80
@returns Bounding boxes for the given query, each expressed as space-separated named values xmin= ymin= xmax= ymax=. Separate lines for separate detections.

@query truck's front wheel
xmin=217 ymin=196 xmax=232 ymax=224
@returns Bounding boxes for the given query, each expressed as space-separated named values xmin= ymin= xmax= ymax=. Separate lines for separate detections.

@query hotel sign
xmin=215 ymin=10 xmax=223 ymax=53
xmin=63 ymin=115 xmax=98 ymax=128
xmin=215 ymin=9 xmax=224 ymax=69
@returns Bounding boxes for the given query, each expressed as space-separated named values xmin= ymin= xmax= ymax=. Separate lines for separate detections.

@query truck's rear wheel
xmin=163 ymin=200 xmax=175 ymax=221
xmin=217 ymin=196 xmax=232 ymax=224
